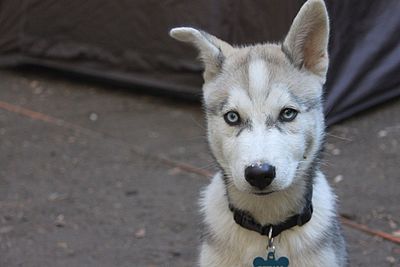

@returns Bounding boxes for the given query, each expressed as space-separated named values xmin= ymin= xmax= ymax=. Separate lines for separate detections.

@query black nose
xmin=245 ymin=163 xmax=276 ymax=190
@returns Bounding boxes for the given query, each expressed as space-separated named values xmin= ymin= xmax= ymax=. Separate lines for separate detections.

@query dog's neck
xmin=223 ymin=169 xmax=314 ymax=226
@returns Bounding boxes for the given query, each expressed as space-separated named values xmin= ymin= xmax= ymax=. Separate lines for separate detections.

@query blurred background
xmin=0 ymin=0 xmax=399 ymax=266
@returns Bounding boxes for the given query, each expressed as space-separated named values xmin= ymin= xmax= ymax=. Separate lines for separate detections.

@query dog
xmin=170 ymin=0 xmax=346 ymax=266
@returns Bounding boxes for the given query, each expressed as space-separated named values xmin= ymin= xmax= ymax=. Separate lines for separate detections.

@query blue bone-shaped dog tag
xmin=253 ymin=252 xmax=289 ymax=267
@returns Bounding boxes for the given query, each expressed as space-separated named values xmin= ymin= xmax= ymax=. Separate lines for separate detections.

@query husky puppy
xmin=170 ymin=0 xmax=346 ymax=266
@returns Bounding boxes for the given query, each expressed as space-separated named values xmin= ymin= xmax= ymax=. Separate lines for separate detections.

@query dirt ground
xmin=0 ymin=69 xmax=399 ymax=267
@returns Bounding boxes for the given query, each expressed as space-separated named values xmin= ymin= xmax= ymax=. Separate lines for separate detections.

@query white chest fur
xmin=199 ymin=172 xmax=340 ymax=267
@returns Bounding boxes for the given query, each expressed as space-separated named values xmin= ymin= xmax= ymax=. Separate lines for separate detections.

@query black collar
xmin=228 ymin=189 xmax=313 ymax=238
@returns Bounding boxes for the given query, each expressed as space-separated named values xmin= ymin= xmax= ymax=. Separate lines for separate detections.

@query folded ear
xmin=170 ymin=27 xmax=233 ymax=81
xmin=283 ymin=0 xmax=329 ymax=81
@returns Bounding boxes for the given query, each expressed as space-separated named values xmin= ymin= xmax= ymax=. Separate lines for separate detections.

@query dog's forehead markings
xmin=248 ymin=59 xmax=269 ymax=96
xmin=227 ymin=86 xmax=253 ymax=113
xmin=265 ymin=83 xmax=290 ymax=106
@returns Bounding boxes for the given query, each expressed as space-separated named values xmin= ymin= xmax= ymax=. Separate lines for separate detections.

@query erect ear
xmin=169 ymin=27 xmax=233 ymax=82
xmin=283 ymin=0 xmax=330 ymax=81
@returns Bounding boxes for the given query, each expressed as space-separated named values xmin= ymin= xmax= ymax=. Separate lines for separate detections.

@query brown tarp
xmin=1 ymin=0 xmax=399 ymax=125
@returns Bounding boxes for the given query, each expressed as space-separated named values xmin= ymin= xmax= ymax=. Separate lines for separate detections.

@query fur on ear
xmin=283 ymin=0 xmax=330 ymax=81
xmin=169 ymin=27 xmax=233 ymax=81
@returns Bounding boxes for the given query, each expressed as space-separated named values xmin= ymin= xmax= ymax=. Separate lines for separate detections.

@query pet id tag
xmin=253 ymin=251 xmax=289 ymax=267
xmin=253 ymin=227 xmax=289 ymax=267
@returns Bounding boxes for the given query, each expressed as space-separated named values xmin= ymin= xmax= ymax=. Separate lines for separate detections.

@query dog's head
xmin=170 ymin=0 xmax=329 ymax=195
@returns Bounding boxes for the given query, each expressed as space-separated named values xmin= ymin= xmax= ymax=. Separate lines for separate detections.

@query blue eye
xmin=279 ymin=108 xmax=298 ymax=122
xmin=224 ymin=111 xmax=241 ymax=126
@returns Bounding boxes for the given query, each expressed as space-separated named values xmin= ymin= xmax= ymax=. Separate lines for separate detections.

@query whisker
xmin=190 ymin=116 xmax=207 ymax=131
xmin=326 ymin=132 xmax=352 ymax=141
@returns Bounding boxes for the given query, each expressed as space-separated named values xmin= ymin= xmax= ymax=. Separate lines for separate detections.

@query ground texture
xmin=0 ymin=69 xmax=399 ymax=266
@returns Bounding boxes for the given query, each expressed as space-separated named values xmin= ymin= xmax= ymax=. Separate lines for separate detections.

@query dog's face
xmin=203 ymin=49 xmax=326 ymax=194
xmin=170 ymin=0 xmax=329 ymax=194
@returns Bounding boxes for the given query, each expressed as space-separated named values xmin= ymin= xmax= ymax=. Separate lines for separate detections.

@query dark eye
xmin=224 ymin=111 xmax=241 ymax=126
xmin=279 ymin=108 xmax=298 ymax=122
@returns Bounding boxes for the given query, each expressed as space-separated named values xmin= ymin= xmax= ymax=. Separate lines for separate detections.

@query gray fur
xmin=288 ymin=90 xmax=322 ymax=112
xmin=206 ymin=98 xmax=228 ymax=116
xmin=265 ymin=115 xmax=275 ymax=128
xmin=236 ymin=119 xmax=252 ymax=137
